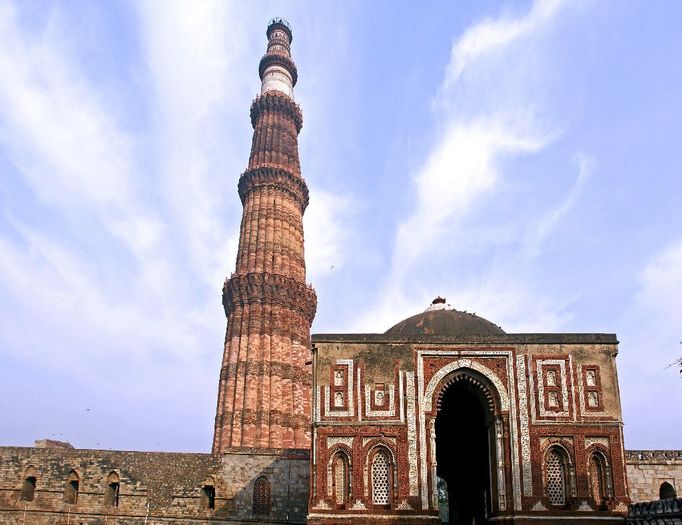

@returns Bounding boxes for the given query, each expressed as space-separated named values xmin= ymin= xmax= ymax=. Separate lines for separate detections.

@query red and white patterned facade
xmin=307 ymin=327 xmax=630 ymax=524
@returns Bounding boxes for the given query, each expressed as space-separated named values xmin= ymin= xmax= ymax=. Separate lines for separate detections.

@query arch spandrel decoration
xmin=434 ymin=370 xmax=500 ymax=416
xmin=423 ymin=359 xmax=509 ymax=413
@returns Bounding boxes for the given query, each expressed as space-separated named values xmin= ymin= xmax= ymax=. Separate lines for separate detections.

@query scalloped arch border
xmin=423 ymin=358 xmax=509 ymax=412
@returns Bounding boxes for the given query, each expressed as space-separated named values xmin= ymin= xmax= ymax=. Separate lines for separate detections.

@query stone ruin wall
xmin=626 ymin=450 xmax=682 ymax=503
xmin=0 ymin=445 xmax=309 ymax=524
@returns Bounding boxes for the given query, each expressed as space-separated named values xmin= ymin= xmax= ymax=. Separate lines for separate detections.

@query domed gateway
xmin=309 ymin=294 xmax=630 ymax=524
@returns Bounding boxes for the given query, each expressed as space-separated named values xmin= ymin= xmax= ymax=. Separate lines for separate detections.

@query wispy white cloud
xmin=357 ymin=0 xmax=574 ymax=330
xmin=441 ymin=0 xmax=566 ymax=90
xmin=637 ymin=239 xmax=682 ymax=325
xmin=0 ymin=0 xmax=357 ymax=450
xmin=619 ymin=238 xmax=682 ymax=447
xmin=0 ymin=1 xmax=254 ymax=449
xmin=524 ymin=153 xmax=592 ymax=257
xmin=304 ymin=188 xmax=354 ymax=280
xmin=134 ymin=0 xmax=258 ymax=288
xmin=0 ymin=3 xmax=137 ymax=217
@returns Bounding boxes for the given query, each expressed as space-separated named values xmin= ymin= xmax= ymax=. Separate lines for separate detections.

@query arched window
xmin=104 ymin=471 xmax=120 ymax=507
xmin=371 ymin=448 xmax=392 ymax=506
xmin=545 ymin=447 xmax=567 ymax=506
xmin=660 ymin=481 xmax=677 ymax=500
xmin=253 ymin=476 xmax=271 ymax=516
xmin=589 ymin=452 xmax=608 ymax=508
xmin=331 ymin=452 xmax=350 ymax=507
xmin=64 ymin=470 xmax=79 ymax=504
xmin=20 ymin=466 xmax=37 ymax=502
xmin=201 ymin=476 xmax=216 ymax=510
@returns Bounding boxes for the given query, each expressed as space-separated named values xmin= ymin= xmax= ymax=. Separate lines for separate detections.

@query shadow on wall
xmin=0 ymin=445 xmax=310 ymax=524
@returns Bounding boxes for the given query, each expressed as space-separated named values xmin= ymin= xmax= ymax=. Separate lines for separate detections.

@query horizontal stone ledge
xmin=223 ymin=272 xmax=317 ymax=323
xmin=250 ymin=91 xmax=303 ymax=132
xmin=312 ymin=333 xmax=619 ymax=345
xmin=238 ymin=165 xmax=309 ymax=211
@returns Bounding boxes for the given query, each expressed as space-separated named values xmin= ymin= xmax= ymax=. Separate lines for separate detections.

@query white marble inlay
xmin=323 ymin=360 xmax=354 ymax=418
xmin=585 ymin=436 xmax=609 ymax=449
xmin=327 ymin=436 xmax=354 ymax=448
xmin=405 ymin=372 xmax=419 ymax=497
xmin=516 ymin=355 xmax=533 ymax=496
xmin=576 ymin=364 xmax=607 ymax=416
xmin=365 ymin=384 xmax=396 ymax=417
xmin=537 ymin=359 xmax=570 ymax=418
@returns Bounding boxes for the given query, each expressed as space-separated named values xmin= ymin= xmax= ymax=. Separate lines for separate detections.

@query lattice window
xmin=253 ymin=476 xmax=271 ymax=515
xmin=371 ymin=449 xmax=391 ymax=505
xmin=546 ymin=449 xmax=566 ymax=506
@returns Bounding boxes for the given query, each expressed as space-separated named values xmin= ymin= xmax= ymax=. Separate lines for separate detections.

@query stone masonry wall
xmin=0 ymin=446 xmax=309 ymax=524
xmin=626 ymin=450 xmax=682 ymax=503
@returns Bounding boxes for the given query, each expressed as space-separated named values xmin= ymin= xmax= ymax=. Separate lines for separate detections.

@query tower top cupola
xmin=259 ymin=17 xmax=298 ymax=97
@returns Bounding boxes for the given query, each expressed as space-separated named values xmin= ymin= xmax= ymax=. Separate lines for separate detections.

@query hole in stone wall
xmin=660 ymin=481 xmax=677 ymax=500
xmin=201 ymin=484 xmax=216 ymax=509
xmin=20 ymin=474 xmax=37 ymax=502
xmin=64 ymin=471 xmax=79 ymax=504
xmin=104 ymin=472 xmax=120 ymax=507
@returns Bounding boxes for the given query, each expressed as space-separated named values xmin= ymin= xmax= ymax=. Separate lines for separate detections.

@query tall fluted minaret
xmin=213 ymin=18 xmax=317 ymax=451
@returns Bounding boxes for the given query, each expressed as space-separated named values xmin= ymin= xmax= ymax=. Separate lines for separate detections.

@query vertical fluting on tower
xmin=213 ymin=18 xmax=317 ymax=452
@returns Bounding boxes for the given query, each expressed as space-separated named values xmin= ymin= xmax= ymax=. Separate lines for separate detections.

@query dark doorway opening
xmin=435 ymin=379 xmax=492 ymax=524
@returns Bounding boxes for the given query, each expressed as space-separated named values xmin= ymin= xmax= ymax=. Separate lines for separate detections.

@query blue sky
xmin=0 ymin=0 xmax=680 ymax=452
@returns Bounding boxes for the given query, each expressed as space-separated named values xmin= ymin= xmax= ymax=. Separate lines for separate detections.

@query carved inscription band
xmin=216 ymin=409 xmax=309 ymax=428
xmin=258 ymin=53 xmax=298 ymax=86
xmin=238 ymin=166 xmax=310 ymax=211
xmin=222 ymin=271 xmax=317 ymax=322
xmin=220 ymin=360 xmax=312 ymax=385
xmin=250 ymin=92 xmax=303 ymax=132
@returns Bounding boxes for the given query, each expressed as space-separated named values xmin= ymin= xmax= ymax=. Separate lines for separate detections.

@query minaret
xmin=213 ymin=18 xmax=317 ymax=452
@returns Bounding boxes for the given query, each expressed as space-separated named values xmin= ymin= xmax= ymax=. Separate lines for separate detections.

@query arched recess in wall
xmin=544 ymin=445 xmax=572 ymax=507
xmin=660 ymin=481 xmax=677 ymax=500
xmin=20 ymin=466 xmax=37 ymax=502
xmin=369 ymin=446 xmax=394 ymax=508
xmin=329 ymin=449 xmax=351 ymax=508
xmin=253 ymin=476 xmax=271 ymax=516
xmin=432 ymin=368 xmax=503 ymax=519
xmin=588 ymin=450 xmax=611 ymax=509
xmin=201 ymin=476 xmax=216 ymax=510
xmin=104 ymin=471 xmax=120 ymax=507
xmin=64 ymin=470 xmax=79 ymax=504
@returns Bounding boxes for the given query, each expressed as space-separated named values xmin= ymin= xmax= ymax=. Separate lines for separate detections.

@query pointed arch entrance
xmin=433 ymin=369 xmax=502 ymax=525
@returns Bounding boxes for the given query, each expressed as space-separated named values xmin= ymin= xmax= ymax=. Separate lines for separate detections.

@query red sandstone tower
xmin=212 ymin=18 xmax=317 ymax=452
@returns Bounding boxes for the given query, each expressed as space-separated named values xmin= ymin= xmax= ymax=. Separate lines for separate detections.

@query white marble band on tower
xmin=260 ymin=19 xmax=295 ymax=98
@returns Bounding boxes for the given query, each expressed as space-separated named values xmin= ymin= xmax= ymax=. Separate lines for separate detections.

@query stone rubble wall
xmin=0 ymin=446 xmax=309 ymax=524
xmin=626 ymin=450 xmax=682 ymax=503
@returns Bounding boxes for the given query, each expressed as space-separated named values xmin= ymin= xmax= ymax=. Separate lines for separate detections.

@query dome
xmin=385 ymin=297 xmax=505 ymax=336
